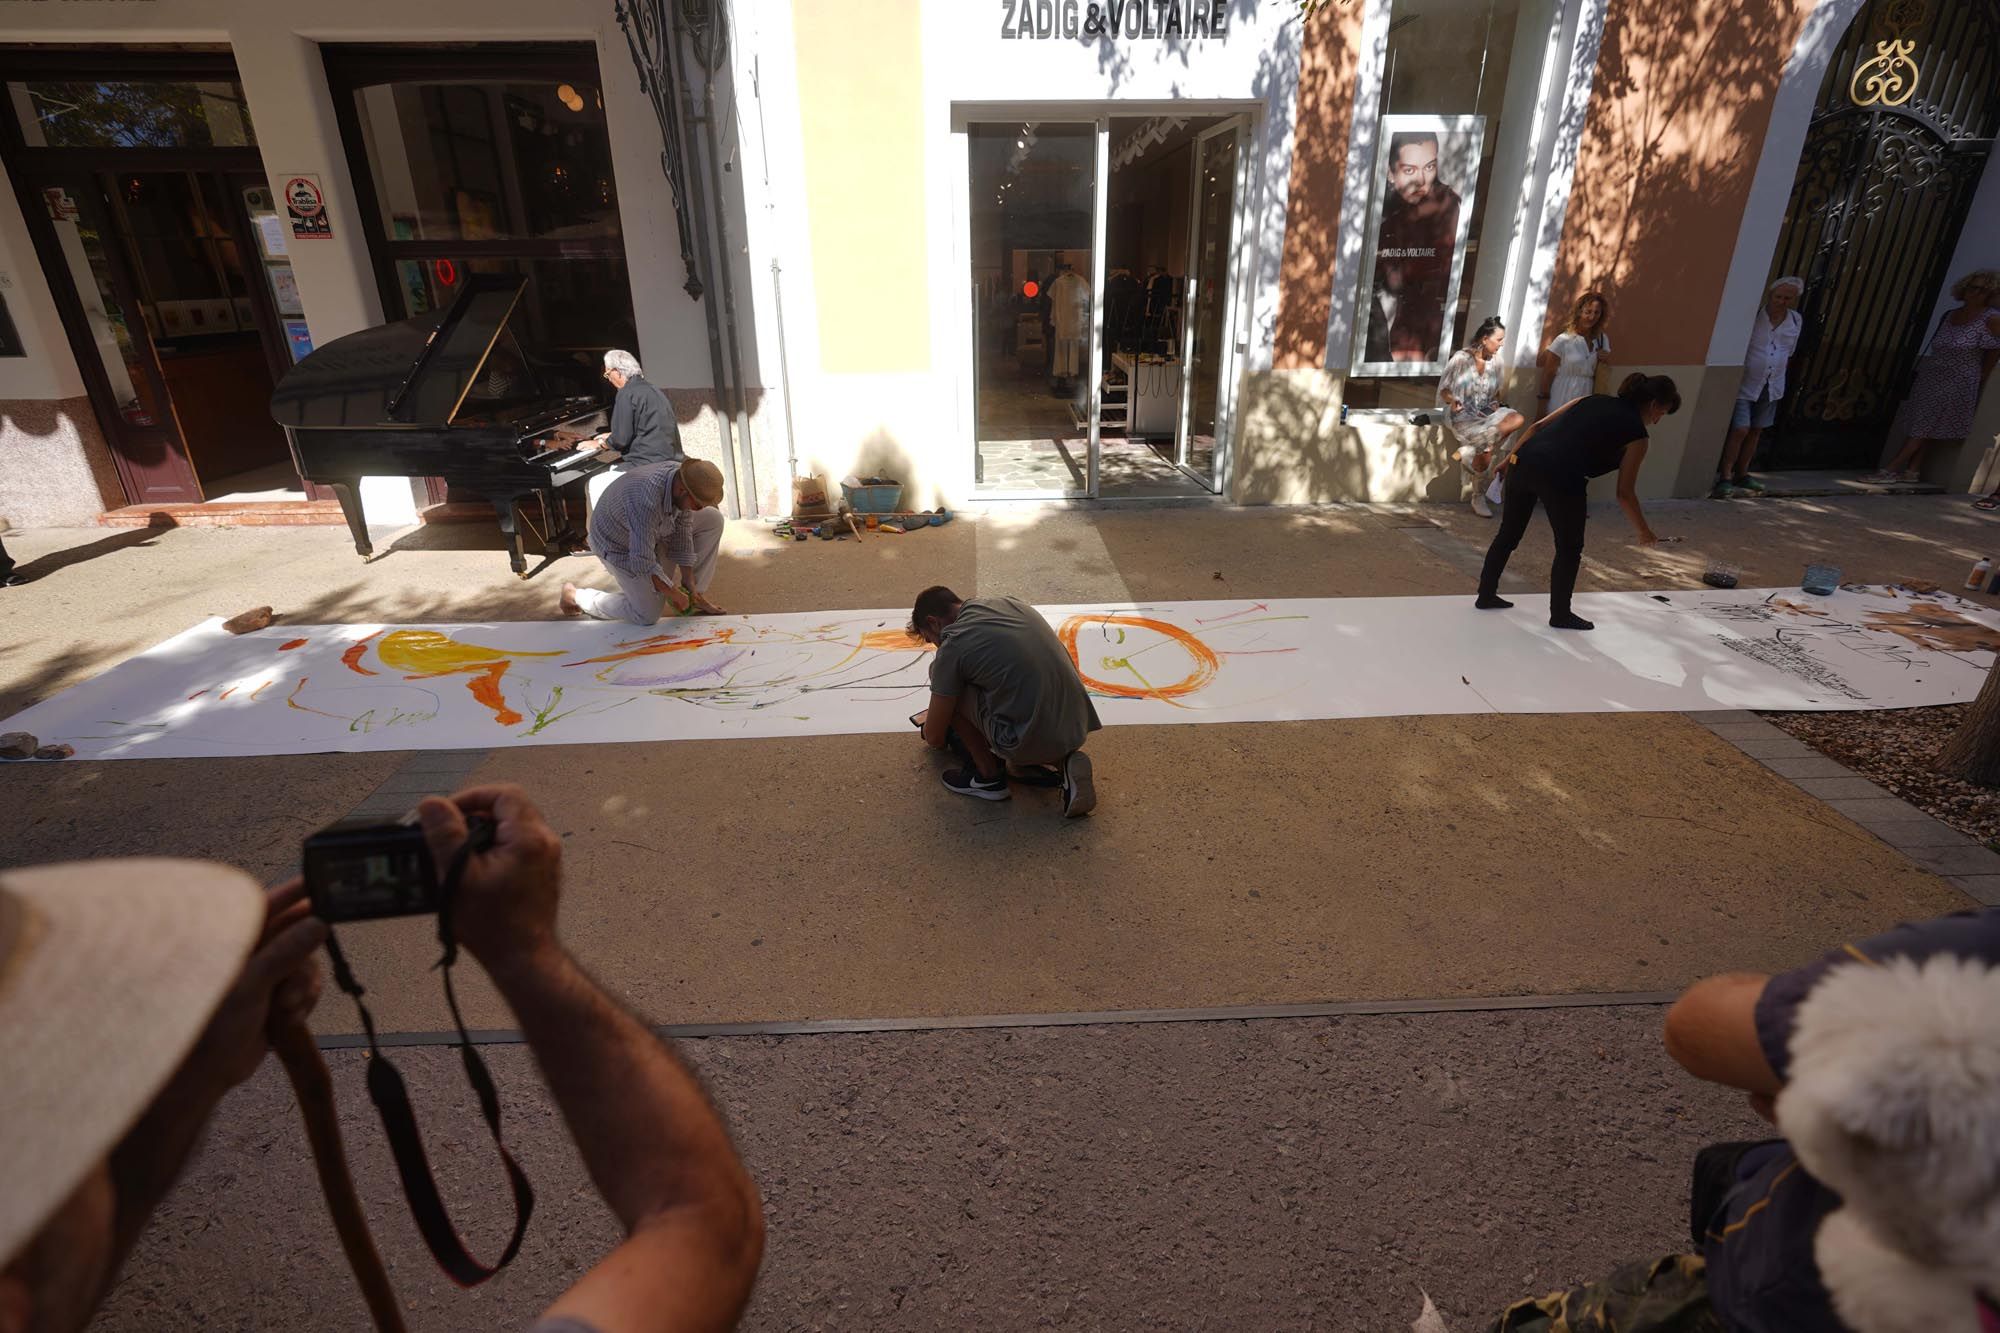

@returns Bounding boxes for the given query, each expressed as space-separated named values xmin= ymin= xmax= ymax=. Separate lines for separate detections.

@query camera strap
xmin=321 ymin=818 xmax=534 ymax=1287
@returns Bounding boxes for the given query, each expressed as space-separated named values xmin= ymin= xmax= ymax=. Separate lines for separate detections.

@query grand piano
xmin=271 ymin=273 xmax=612 ymax=577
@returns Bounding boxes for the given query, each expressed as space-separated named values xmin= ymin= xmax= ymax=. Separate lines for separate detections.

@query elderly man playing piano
xmin=560 ymin=457 xmax=729 ymax=624
xmin=581 ymin=348 xmax=682 ymax=506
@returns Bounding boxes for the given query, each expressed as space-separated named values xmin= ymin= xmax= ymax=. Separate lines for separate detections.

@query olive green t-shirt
xmin=929 ymin=597 xmax=1102 ymax=762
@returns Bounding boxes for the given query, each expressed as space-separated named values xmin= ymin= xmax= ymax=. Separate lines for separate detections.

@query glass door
xmin=967 ymin=120 xmax=1100 ymax=497
xmin=110 ymin=171 xmax=298 ymax=500
xmin=38 ymin=174 xmax=199 ymax=504
xmin=1175 ymin=116 xmax=1248 ymax=492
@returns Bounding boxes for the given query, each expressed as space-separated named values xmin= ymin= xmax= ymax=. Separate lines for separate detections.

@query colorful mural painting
xmin=3 ymin=587 xmax=1996 ymax=761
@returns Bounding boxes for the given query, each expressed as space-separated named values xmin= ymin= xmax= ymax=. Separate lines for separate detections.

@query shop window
xmin=394 ymin=255 xmax=636 ymax=385
xmin=8 ymin=81 xmax=255 ymax=149
xmin=325 ymin=46 xmax=634 ymax=371
xmin=350 ymin=81 xmax=619 ymax=243
xmin=1342 ymin=0 xmax=1556 ymax=409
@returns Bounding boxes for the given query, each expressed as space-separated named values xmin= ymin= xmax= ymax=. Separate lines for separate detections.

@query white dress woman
xmin=1546 ymin=330 xmax=1609 ymax=409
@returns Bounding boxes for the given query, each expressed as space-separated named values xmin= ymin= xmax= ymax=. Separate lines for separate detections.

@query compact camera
xmin=303 ymin=817 xmax=441 ymax=923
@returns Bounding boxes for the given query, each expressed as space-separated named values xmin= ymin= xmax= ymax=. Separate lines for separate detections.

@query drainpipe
xmin=672 ymin=0 xmax=759 ymax=517
xmin=615 ymin=0 xmax=743 ymax=515
xmin=772 ymin=258 xmax=798 ymax=482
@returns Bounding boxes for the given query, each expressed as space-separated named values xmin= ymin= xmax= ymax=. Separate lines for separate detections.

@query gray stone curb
xmin=342 ymin=749 xmax=493 ymax=822
xmin=1691 ymin=715 xmax=2000 ymax=906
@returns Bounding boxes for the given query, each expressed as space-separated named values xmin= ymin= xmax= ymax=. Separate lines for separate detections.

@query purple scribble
xmin=607 ymin=648 xmax=750 ymax=688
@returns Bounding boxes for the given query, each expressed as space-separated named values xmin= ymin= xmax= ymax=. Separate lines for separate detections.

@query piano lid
xmin=271 ymin=274 xmax=533 ymax=431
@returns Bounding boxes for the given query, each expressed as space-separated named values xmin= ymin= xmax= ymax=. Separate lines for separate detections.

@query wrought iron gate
xmin=1764 ymin=0 xmax=1998 ymax=470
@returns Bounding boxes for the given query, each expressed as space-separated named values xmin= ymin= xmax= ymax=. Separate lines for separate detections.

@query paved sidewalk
xmin=4 ymin=493 xmax=1992 ymax=1330
xmin=94 ymin=1007 xmax=1765 ymax=1333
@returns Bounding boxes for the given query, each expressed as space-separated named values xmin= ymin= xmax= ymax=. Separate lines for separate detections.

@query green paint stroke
xmin=522 ymin=687 xmax=631 ymax=736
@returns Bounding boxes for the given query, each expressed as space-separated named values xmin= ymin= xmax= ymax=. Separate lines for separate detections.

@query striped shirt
xmin=588 ymin=460 xmax=696 ymax=583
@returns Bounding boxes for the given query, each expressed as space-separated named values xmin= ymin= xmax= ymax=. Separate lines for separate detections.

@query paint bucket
xmin=1802 ymin=563 xmax=1841 ymax=595
xmin=1702 ymin=562 xmax=1740 ymax=589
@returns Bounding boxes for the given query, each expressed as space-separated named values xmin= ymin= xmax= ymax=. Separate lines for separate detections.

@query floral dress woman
xmin=1440 ymin=348 xmax=1512 ymax=454
xmin=1909 ymin=315 xmax=2000 ymax=440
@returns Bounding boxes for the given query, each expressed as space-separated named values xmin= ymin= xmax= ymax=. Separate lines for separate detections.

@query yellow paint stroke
xmin=375 ymin=629 xmax=562 ymax=674
xmin=375 ymin=629 xmax=561 ymax=727
xmin=860 ymin=628 xmax=929 ymax=652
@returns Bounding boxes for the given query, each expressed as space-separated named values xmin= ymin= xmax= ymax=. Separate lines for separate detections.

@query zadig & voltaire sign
xmin=999 ymin=0 xmax=1236 ymax=40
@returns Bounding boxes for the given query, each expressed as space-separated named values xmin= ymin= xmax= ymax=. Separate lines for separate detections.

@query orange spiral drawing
xmin=1057 ymin=614 xmax=1219 ymax=701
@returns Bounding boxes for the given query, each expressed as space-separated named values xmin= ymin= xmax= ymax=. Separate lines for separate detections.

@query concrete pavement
xmin=2 ymin=492 xmax=1990 ymax=1328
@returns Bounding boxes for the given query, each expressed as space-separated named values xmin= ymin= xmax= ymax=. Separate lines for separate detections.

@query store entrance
xmin=1 ymin=56 xmax=319 ymax=512
xmin=965 ymin=111 xmax=1249 ymax=499
xmin=39 ymin=169 xmax=305 ymax=505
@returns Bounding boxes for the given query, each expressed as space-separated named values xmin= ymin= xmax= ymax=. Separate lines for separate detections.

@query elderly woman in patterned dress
xmin=1438 ymin=316 xmax=1525 ymax=518
xmin=1864 ymin=270 xmax=2000 ymax=495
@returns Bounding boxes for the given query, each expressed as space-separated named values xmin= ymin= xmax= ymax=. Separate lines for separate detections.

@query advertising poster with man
xmin=1349 ymin=114 xmax=1484 ymax=377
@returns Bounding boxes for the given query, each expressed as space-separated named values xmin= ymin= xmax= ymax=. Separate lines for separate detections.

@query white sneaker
xmin=1470 ymin=491 xmax=1493 ymax=518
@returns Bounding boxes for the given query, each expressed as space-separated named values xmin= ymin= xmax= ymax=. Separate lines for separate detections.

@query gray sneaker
xmin=943 ymin=768 xmax=1010 ymax=802
xmin=1061 ymin=751 xmax=1097 ymax=818
xmin=1709 ymin=480 xmax=1737 ymax=500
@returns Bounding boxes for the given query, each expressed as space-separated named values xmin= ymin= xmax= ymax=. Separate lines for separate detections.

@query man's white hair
xmin=1769 ymin=275 xmax=1806 ymax=296
xmin=603 ymin=349 xmax=643 ymax=378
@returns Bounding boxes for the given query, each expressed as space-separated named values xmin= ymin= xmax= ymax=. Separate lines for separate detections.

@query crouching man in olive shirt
xmin=909 ymin=585 xmax=1101 ymax=817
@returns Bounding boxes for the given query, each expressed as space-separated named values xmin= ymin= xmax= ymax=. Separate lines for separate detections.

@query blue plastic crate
xmin=841 ymin=480 xmax=904 ymax=514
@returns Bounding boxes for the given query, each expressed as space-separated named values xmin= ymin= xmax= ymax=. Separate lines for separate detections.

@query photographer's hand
xmin=108 ymin=881 xmax=326 ymax=1284
xmin=418 ymin=783 xmax=764 ymax=1332
xmin=415 ymin=785 xmax=562 ymax=975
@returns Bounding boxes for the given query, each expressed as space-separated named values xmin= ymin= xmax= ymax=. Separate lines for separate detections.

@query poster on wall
xmin=1348 ymin=114 xmax=1484 ymax=378
xmin=284 ymin=175 xmax=332 ymax=241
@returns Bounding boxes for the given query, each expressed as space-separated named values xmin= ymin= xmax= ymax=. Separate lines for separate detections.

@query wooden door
xmin=41 ymin=174 xmax=201 ymax=505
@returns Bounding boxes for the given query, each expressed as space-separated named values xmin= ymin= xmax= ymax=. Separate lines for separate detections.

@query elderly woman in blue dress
xmin=1438 ymin=316 xmax=1525 ymax=517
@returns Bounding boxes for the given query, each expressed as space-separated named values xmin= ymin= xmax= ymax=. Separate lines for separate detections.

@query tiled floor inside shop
xmin=975 ymin=434 xmax=1213 ymax=497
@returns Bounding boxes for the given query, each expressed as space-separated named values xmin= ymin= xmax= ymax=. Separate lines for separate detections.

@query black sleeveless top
xmin=1515 ymin=394 xmax=1648 ymax=493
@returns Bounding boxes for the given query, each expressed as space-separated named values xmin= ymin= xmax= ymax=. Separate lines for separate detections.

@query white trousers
xmin=577 ymin=507 xmax=725 ymax=625
xmin=585 ymin=462 xmax=625 ymax=510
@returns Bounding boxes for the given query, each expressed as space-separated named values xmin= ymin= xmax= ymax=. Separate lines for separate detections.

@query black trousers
xmin=1477 ymin=460 xmax=1588 ymax=616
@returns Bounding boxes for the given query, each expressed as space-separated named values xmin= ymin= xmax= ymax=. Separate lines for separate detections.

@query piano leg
xmin=494 ymin=499 xmax=528 ymax=577
xmin=513 ymin=488 xmax=574 ymax=582
xmin=330 ymin=481 xmax=374 ymax=560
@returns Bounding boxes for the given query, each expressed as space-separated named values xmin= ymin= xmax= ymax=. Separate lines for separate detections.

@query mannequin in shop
xmin=1048 ymin=262 xmax=1092 ymax=394
xmin=1104 ymin=267 xmax=1143 ymax=356
xmin=1038 ymin=266 xmax=1057 ymax=373
xmin=1142 ymin=268 xmax=1183 ymax=354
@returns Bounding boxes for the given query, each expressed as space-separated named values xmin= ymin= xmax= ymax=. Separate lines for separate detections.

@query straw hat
xmin=0 ymin=859 xmax=264 ymax=1262
xmin=679 ymin=458 xmax=725 ymax=508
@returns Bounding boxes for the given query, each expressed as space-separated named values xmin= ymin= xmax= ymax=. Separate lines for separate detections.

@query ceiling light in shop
xmin=557 ymin=83 xmax=585 ymax=112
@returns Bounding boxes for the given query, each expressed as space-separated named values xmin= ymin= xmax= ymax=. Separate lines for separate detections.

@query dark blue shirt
xmin=1702 ymin=906 xmax=2000 ymax=1332
xmin=609 ymin=374 xmax=682 ymax=469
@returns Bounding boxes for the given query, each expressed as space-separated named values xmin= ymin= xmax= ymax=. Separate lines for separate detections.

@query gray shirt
xmin=588 ymin=460 xmax=696 ymax=583
xmin=929 ymin=596 xmax=1101 ymax=761
xmin=608 ymin=374 xmax=682 ymax=469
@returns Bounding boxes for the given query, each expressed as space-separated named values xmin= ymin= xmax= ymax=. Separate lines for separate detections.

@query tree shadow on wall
xmin=1538 ymin=0 xmax=1797 ymax=352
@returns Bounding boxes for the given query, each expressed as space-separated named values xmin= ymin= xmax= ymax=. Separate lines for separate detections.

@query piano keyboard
xmin=541 ymin=448 xmax=599 ymax=471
